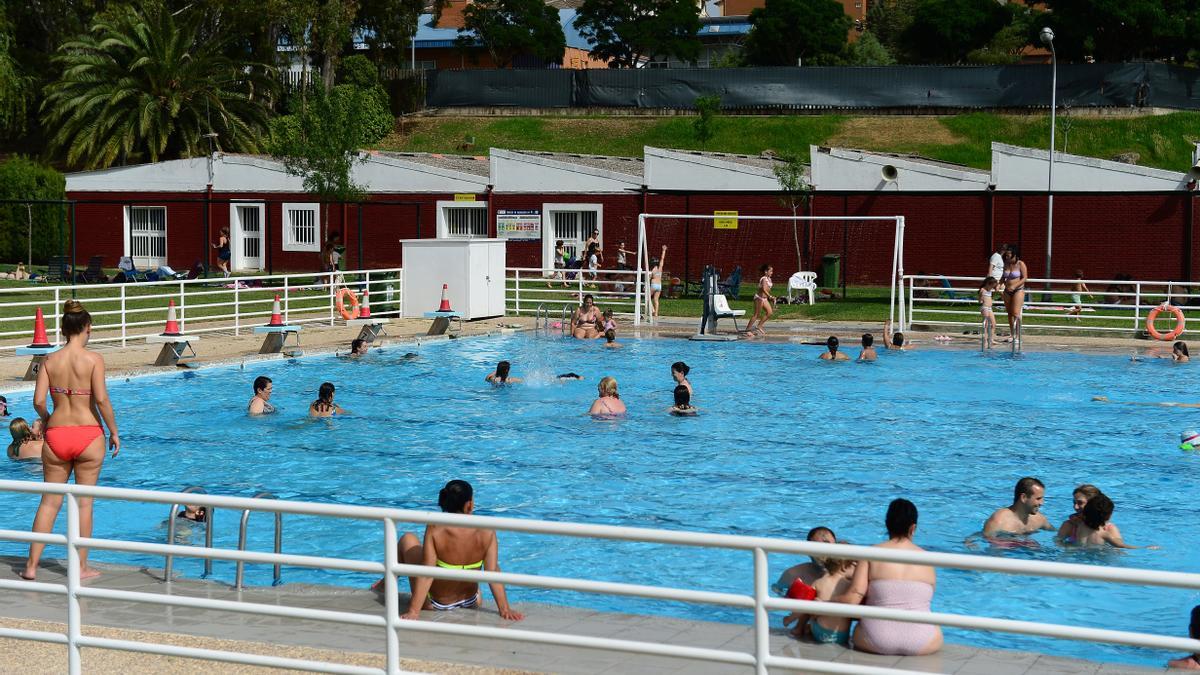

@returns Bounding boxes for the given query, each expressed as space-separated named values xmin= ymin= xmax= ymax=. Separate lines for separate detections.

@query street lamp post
xmin=1041 ymin=27 xmax=1057 ymax=290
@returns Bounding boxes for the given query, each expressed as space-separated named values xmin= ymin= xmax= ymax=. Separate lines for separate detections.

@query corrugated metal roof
xmin=506 ymin=150 xmax=644 ymax=178
xmin=375 ymin=151 xmax=491 ymax=177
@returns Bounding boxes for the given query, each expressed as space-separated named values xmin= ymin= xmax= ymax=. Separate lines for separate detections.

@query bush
xmin=269 ymin=84 xmax=394 ymax=150
xmin=338 ymin=55 xmax=381 ymax=89
xmin=693 ymin=95 xmax=721 ymax=144
xmin=0 ymin=158 xmax=66 ymax=265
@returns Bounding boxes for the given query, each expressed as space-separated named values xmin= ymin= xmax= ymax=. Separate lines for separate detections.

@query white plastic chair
xmin=788 ymin=272 xmax=817 ymax=305
xmin=713 ymin=293 xmax=746 ymax=332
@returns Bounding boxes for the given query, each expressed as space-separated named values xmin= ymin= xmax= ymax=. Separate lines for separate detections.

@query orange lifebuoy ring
xmin=1146 ymin=303 xmax=1185 ymax=341
xmin=335 ymin=288 xmax=360 ymax=321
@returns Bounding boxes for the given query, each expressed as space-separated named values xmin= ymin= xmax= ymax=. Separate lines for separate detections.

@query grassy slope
xmin=381 ymin=112 xmax=1200 ymax=171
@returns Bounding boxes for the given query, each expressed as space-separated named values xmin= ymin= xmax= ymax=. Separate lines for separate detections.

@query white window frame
xmin=123 ymin=205 xmax=168 ymax=268
xmin=541 ymin=203 xmax=603 ymax=271
xmin=282 ymin=202 xmax=321 ymax=252
xmin=229 ymin=201 xmax=266 ymax=272
xmin=436 ymin=200 xmax=489 ymax=239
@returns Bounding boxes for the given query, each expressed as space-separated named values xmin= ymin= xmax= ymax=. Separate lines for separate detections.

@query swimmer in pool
xmin=858 ymin=334 xmax=877 ymax=362
xmin=247 ymin=376 xmax=275 ymax=415
xmin=485 ymin=360 xmax=522 ymax=384
xmin=819 ymin=336 xmax=850 ymax=361
xmin=7 ymin=418 xmax=45 ymax=460
xmin=1174 ymin=341 xmax=1190 ymax=363
xmin=557 ymin=373 xmax=584 ymax=380
xmin=1092 ymin=395 xmax=1200 ymax=408
xmin=668 ymin=384 xmax=697 ymax=416
xmin=348 ymin=338 xmax=369 ymax=357
xmin=883 ymin=320 xmax=910 ymax=350
xmin=1167 ymin=605 xmax=1200 ymax=670
xmin=387 ymin=480 xmax=524 ymax=621
xmin=308 ymin=382 xmax=347 ymax=418
xmin=671 ymin=361 xmax=692 ymax=397
xmin=602 ymin=329 xmax=622 ymax=348
xmin=982 ymin=477 xmax=1055 ymax=538
xmin=1060 ymin=493 xmax=1153 ymax=549
xmin=589 ymin=376 xmax=627 ymax=417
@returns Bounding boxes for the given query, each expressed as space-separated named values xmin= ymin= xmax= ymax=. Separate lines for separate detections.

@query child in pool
xmin=602 ymin=329 xmax=622 ymax=348
xmin=1063 ymin=494 xmax=1152 ymax=549
xmin=783 ymin=555 xmax=856 ymax=645
xmin=980 ymin=277 xmax=998 ymax=345
xmin=601 ymin=310 xmax=616 ymax=334
xmin=668 ymin=384 xmax=697 ymax=416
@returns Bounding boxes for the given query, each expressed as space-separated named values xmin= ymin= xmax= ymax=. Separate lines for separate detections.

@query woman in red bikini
xmin=22 ymin=300 xmax=120 ymax=581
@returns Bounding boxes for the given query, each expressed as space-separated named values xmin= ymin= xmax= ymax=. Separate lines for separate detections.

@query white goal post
xmin=634 ymin=213 xmax=907 ymax=328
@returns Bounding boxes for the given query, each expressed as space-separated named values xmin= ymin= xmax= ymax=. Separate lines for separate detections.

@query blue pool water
xmin=1 ymin=334 xmax=1196 ymax=666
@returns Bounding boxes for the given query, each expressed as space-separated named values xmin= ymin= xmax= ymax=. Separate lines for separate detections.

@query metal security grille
xmin=552 ymin=210 xmax=597 ymax=261
xmin=288 ymin=207 xmax=317 ymax=247
xmin=238 ymin=206 xmax=261 ymax=259
xmin=128 ymin=207 xmax=166 ymax=262
xmin=445 ymin=207 xmax=487 ymax=238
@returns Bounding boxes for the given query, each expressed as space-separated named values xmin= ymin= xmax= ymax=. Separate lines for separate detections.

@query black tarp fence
xmin=426 ymin=63 xmax=1200 ymax=110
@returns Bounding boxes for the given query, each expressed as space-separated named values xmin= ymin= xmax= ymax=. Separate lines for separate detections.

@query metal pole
xmin=752 ymin=547 xmax=768 ymax=675
xmin=70 ymin=202 xmax=76 ymax=297
xmin=66 ymin=494 xmax=82 ymax=675
xmin=1046 ymin=39 xmax=1057 ymax=286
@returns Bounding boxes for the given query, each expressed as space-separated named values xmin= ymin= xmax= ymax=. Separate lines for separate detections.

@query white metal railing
xmin=0 ymin=268 xmax=403 ymax=351
xmin=506 ymin=267 xmax=646 ymax=320
xmin=1 ymin=481 xmax=1198 ymax=675
xmin=903 ymin=274 xmax=1200 ymax=336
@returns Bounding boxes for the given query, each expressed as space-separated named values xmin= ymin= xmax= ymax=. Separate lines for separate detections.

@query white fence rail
xmin=1 ymin=481 xmax=1197 ymax=675
xmin=0 ymin=268 xmax=403 ymax=351
xmin=904 ymin=274 xmax=1200 ymax=336
xmin=506 ymin=267 xmax=646 ymax=321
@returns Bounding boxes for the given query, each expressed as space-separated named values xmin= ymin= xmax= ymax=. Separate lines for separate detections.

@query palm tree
xmin=41 ymin=4 xmax=277 ymax=169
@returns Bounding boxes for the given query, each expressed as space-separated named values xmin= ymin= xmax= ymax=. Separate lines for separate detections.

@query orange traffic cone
xmin=268 ymin=295 xmax=283 ymax=326
xmin=359 ymin=291 xmax=372 ymax=319
xmin=161 ymin=300 xmax=182 ymax=336
xmin=437 ymin=284 xmax=452 ymax=312
xmin=29 ymin=308 xmax=51 ymax=348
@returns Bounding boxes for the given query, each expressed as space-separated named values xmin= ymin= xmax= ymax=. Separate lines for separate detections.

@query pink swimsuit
xmin=855 ymin=579 xmax=939 ymax=655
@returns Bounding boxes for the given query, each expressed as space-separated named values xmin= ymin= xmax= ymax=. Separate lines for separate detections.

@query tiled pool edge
xmin=0 ymin=557 xmax=1165 ymax=674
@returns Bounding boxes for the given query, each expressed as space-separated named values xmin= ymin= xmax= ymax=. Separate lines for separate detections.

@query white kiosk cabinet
xmin=400 ymin=239 xmax=506 ymax=320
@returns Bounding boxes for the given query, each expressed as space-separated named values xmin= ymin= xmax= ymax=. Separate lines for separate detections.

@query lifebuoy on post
xmin=1146 ymin=303 xmax=1186 ymax=341
xmin=336 ymin=288 xmax=360 ymax=321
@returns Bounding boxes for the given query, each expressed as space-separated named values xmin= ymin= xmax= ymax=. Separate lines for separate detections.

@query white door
xmin=542 ymin=208 xmax=598 ymax=269
xmin=127 ymin=206 xmax=167 ymax=269
xmin=230 ymin=203 xmax=265 ymax=271
xmin=488 ymin=242 xmax=506 ymax=317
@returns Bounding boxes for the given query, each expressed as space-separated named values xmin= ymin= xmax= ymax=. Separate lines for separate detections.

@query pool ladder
xmin=535 ymin=303 xmax=547 ymax=331
xmin=560 ymin=305 xmax=570 ymax=337
xmin=163 ymin=487 xmax=283 ymax=589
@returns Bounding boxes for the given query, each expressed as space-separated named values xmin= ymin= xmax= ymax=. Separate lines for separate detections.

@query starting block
xmin=346 ymin=318 xmax=390 ymax=343
xmin=422 ymin=311 xmax=462 ymax=336
xmin=14 ymin=345 xmax=60 ymax=381
xmin=253 ymin=325 xmax=302 ymax=355
xmin=145 ymin=334 xmax=200 ymax=367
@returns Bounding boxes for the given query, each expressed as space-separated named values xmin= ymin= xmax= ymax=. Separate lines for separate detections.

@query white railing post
xmin=284 ymin=278 xmax=290 ymax=324
xmin=753 ymin=547 xmax=768 ymax=675
xmin=383 ymin=518 xmax=401 ymax=675
xmin=65 ymin=493 xmax=83 ymax=675
xmin=329 ymin=271 xmax=336 ymax=327
xmin=1134 ymin=282 xmax=1142 ymax=330
xmin=54 ymin=288 xmax=61 ymax=344
xmin=178 ymin=281 xmax=186 ymax=333
xmin=514 ymin=269 xmax=520 ymax=315
xmin=234 ymin=284 xmax=241 ymax=336
xmin=120 ymin=285 xmax=127 ymax=347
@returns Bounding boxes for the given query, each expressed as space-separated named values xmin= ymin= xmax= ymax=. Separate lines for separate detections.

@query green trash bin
xmin=820 ymin=254 xmax=841 ymax=288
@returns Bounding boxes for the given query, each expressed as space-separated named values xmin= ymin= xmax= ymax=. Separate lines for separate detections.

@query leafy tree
xmin=269 ymin=84 xmax=378 ymax=206
xmin=574 ymin=0 xmax=702 ymax=68
xmin=0 ymin=158 xmax=66 ymax=265
xmin=964 ymin=6 xmax=1037 ymax=65
xmin=41 ymin=4 xmax=276 ymax=169
xmin=459 ymin=0 xmax=566 ymax=67
xmin=1042 ymin=0 xmax=1187 ymax=62
xmin=0 ymin=19 xmax=33 ymax=138
xmin=903 ymin=0 xmax=1011 ymax=64
xmin=773 ymin=155 xmax=812 ymax=271
xmin=743 ymin=0 xmax=851 ymax=67
xmin=355 ymin=0 xmax=425 ymax=73
xmin=867 ymin=0 xmax=916 ymax=62
xmin=844 ymin=31 xmax=896 ymax=66
xmin=692 ymin=95 xmax=721 ymax=143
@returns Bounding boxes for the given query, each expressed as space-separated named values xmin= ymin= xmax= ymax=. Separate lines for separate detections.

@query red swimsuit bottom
xmin=44 ymin=426 xmax=104 ymax=462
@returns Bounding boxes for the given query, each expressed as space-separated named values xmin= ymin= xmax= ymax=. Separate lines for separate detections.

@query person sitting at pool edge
xmin=393 ymin=480 xmax=524 ymax=621
xmin=773 ymin=526 xmax=838 ymax=595
xmin=668 ymin=384 xmax=696 ymax=416
xmin=589 ymin=376 xmax=627 ymax=417
xmin=602 ymin=329 xmax=621 ymax=348
xmin=1167 ymin=605 xmax=1200 ymax=670
xmin=858 ymin=334 xmax=877 ymax=362
xmin=882 ymin=320 xmax=908 ymax=350
xmin=247 ymin=376 xmax=275 ymax=415
xmin=982 ymin=477 xmax=1054 ymax=538
xmin=820 ymin=336 xmax=850 ymax=361
xmin=309 ymin=382 xmax=347 ymax=418
xmin=485 ymin=360 xmax=522 ymax=385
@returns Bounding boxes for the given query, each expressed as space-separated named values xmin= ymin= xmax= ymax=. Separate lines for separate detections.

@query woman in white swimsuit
xmin=650 ymin=245 xmax=667 ymax=317
xmin=746 ymin=264 xmax=775 ymax=336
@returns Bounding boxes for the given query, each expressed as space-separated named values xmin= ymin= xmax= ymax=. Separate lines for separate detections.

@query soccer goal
xmin=633 ymin=213 xmax=907 ymax=328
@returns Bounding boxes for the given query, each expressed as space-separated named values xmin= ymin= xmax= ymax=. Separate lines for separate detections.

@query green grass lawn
xmin=381 ymin=112 xmax=1200 ymax=172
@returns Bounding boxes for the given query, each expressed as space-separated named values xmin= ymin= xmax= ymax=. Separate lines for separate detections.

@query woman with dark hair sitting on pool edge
xmin=836 ymin=498 xmax=942 ymax=656
xmin=387 ymin=480 xmax=524 ymax=621
xmin=571 ymin=295 xmax=602 ymax=339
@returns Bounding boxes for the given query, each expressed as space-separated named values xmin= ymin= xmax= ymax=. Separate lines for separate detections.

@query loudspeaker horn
xmin=881 ymin=164 xmax=899 ymax=182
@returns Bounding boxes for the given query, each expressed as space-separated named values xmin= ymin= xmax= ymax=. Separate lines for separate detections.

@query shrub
xmin=0 ymin=158 xmax=66 ymax=265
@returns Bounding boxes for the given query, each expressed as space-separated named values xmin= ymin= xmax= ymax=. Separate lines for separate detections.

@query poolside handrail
xmin=164 ymin=485 xmax=213 ymax=580
xmin=0 ymin=480 xmax=1197 ymax=675
xmin=235 ymin=491 xmax=281 ymax=589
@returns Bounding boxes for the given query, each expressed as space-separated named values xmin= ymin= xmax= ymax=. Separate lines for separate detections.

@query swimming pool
xmin=0 ymin=334 xmax=1195 ymax=666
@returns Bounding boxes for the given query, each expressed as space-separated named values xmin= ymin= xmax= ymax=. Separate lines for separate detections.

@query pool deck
xmin=0 ymin=556 xmax=1166 ymax=674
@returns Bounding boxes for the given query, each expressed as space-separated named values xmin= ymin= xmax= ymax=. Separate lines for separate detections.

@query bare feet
xmin=19 ymin=568 xmax=36 ymax=581
xmin=80 ymin=567 xmax=101 ymax=580
xmin=370 ymin=578 xmax=385 ymax=592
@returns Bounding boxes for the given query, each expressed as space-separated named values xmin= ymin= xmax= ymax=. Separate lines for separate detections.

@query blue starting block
xmin=14 ymin=345 xmax=60 ymax=381
xmin=422 ymin=311 xmax=462 ymax=336
xmin=253 ymin=325 xmax=302 ymax=355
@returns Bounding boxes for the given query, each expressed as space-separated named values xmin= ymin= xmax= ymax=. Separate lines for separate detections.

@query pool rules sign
xmin=497 ymin=209 xmax=541 ymax=240
xmin=714 ymin=210 xmax=738 ymax=230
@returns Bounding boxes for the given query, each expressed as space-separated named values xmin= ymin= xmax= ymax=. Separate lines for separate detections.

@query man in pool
xmin=882 ymin=320 xmax=909 ymax=350
xmin=983 ymin=477 xmax=1055 ymax=538
xmin=247 ymin=376 xmax=274 ymax=415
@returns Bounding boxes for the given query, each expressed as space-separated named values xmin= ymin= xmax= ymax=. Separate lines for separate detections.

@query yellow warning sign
xmin=714 ymin=210 xmax=738 ymax=230
xmin=454 ymin=193 xmax=477 ymax=202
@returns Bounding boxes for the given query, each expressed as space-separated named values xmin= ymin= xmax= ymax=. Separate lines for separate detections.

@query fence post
xmin=753 ymin=547 xmax=768 ymax=675
xmin=1134 ymin=282 xmax=1142 ymax=331
xmin=234 ymin=284 xmax=241 ymax=336
xmin=383 ymin=518 xmax=401 ymax=675
xmin=120 ymin=285 xmax=127 ymax=347
xmin=514 ymin=269 xmax=520 ymax=315
xmin=54 ymin=288 xmax=61 ymax=344
xmin=65 ymin=493 xmax=83 ymax=675
xmin=284 ymin=277 xmax=290 ymax=324
xmin=178 ymin=281 xmax=186 ymax=333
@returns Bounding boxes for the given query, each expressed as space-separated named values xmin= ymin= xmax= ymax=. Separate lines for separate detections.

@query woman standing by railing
xmin=21 ymin=300 xmax=120 ymax=581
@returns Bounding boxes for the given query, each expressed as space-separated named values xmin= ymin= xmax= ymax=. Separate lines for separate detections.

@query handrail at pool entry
xmin=0 ymin=267 xmax=403 ymax=351
xmin=901 ymin=274 xmax=1200 ymax=336
xmin=0 ymin=481 xmax=1197 ymax=675
xmin=506 ymin=267 xmax=647 ymax=321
